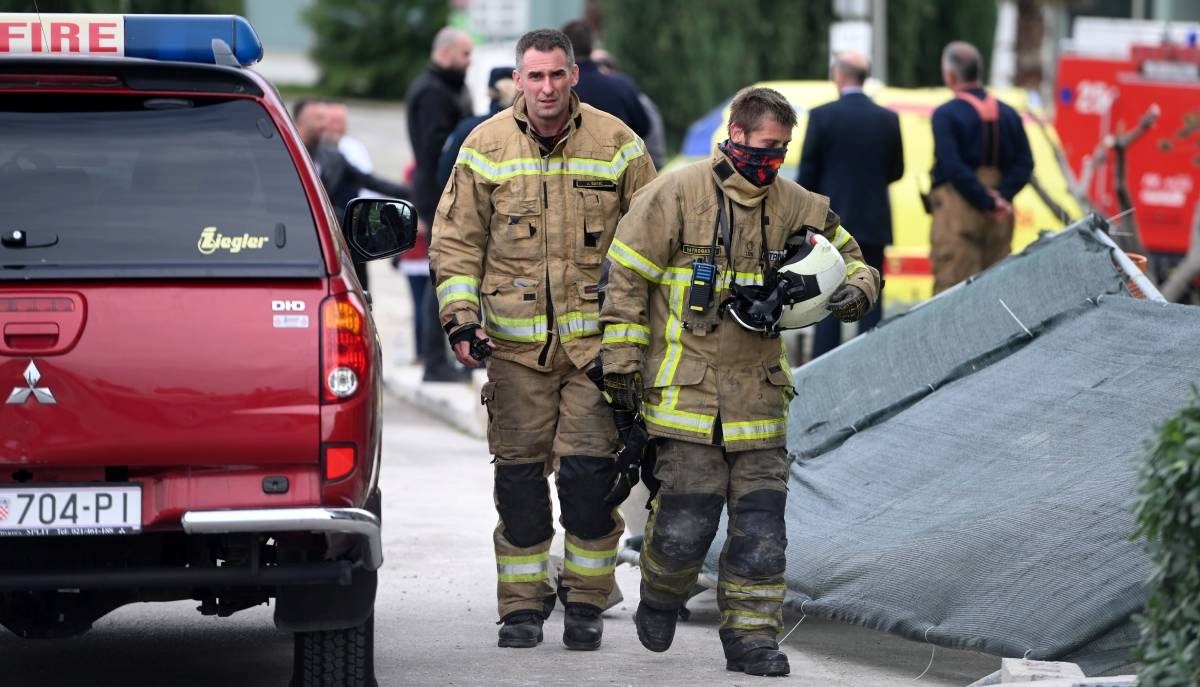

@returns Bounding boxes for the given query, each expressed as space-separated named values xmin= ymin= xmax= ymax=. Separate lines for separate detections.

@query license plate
xmin=0 ymin=484 xmax=141 ymax=536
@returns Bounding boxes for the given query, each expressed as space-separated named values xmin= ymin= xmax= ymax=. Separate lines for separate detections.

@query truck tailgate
xmin=1 ymin=282 xmax=325 ymax=468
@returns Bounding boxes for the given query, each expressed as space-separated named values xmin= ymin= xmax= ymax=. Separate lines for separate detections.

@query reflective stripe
xmin=497 ymin=552 xmax=550 ymax=583
xmin=483 ymin=304 xmax=548 ymax=343
xmin=458 ymin=139 xmax=645 ymax=183
xmin=833 ymin=226 xmax=852 ymax=249
xmin=456 ymin=147 xmax=543 ymax=181
xmin=602 ymin=323 xmax=651 ymax=346
xmin=608 ymin=238 xmax=664 ymax=283
xmin=845 ymin=260 xmax=867 ymax=276
xmin=720 ymin=271 xmax=764 ymax=288
xmin=436 ymin=276 xmax=480 ymax=309
xmin=563 ymin=139 xmax=647 ymax=180
xmin=719 ymin=581 xmax=786 ymax=601
xmin=640 ymin=547 xmax=703 ymax=594
xmin=644 ymin=401 xmax=714 ymax=435
xmin=556 ymin=310 xmax=600 ymax=342
xmin=563 ymin=541 xmax=618 ymax=577
xmin=720 ymin=609 xmax=783 ymax=632
xmin=661 ymin=266 xmax=691 ymax=286
xmin=723 ymin=417 xmax=788 ymax=443
xmin=653 ymin=283 xmax=686 ymax=389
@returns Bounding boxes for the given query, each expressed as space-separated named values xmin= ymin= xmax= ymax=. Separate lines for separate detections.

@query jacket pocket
xmin=491 ymin=196 xmax=542 ymax=260
xmin=576 ymin=190 xmax=619 ymax=265
xmin=481 ymin=273 xmax=543 ymax=343
xmin=763 ymin=361 xmax=795 ymax=401
xmin=644 ymin=355 xmax=707 ymax=389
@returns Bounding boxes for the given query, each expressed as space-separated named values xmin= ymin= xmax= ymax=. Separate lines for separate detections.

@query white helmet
xmin=722 ymin=231 xmax=846 ymax=333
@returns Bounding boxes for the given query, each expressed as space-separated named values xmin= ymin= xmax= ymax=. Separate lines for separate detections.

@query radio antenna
xmin=32 ymin=0 xmax=50 ymax=52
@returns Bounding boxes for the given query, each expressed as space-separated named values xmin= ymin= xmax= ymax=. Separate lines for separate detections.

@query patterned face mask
xmin=720 ymin=139 xmax=787 ymax=187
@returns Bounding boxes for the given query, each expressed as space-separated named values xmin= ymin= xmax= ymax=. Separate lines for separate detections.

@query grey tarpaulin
xmin=702 ymin=217 xmax=1199 ymax=673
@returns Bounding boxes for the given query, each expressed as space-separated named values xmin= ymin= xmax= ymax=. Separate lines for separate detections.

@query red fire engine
xmin=1055 ymin=40 xmax=1200 ymax=259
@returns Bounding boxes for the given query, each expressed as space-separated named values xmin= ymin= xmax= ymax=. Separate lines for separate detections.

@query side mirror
xmin=343 ymin=198 xmax=418 ymax=263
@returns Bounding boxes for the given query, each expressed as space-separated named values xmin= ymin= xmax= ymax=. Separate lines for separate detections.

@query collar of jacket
xmin=428 ymin=62 xmax=466 ymax=90
xmin=512 ymin=91 xmax=584 ymax=147
xmin=710 ymin=145 xmax=770 ymax=206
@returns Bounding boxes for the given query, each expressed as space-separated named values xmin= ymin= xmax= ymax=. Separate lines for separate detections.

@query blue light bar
xmin=124 ymin=15 xmax=263 ymax=66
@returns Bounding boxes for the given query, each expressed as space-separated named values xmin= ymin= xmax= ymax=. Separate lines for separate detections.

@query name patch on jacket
xmin=681 ymin=243 xmax=724 ymax=257
xmin=573 ymin=180 xmax=617 ymax=191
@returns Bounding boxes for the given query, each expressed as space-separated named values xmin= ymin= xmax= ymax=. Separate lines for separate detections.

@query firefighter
xmin=429 ymin=28 xmax=656 ymax=651
xmin=599 ymin=87 xmax=879 ymax=676
xmin=929 ymin=40 xmax=1033 ymax=293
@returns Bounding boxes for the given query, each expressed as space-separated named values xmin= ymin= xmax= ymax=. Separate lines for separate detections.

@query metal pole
xmin=872 ymin=0 xmax=888 ymax=83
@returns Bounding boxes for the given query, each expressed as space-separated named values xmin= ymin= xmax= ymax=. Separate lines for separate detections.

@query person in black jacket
xmin=797 ymin=51 xmax=904 ymax=359
xmin=560 ymin=20 xmax=649 ymax=138
xmin=294 ymin=99 xmax=409 ymax=290
xmin=404 ymin=27 xmax=474 ymax=382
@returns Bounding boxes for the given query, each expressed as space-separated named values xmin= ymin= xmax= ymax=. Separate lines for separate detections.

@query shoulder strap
xmin=955 ymin=91 xmax=1001 ymax=167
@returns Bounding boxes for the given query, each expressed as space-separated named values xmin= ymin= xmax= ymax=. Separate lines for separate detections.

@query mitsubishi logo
xmin=7 ymin=360 xmax=56 ymax=405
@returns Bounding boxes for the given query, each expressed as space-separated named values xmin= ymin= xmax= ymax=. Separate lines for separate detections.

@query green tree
xmin=305 ymin=0 xmax=448 ymax=100
xmin=887 ymin=0 xmax=997 ymax=88
xmin=602 ymin=0 xmax=997 ymax=151
xmin=603 ymin=0 xmax=833 ymax=153
xmin=1133 ymin=392 xmax=1200 ymax=687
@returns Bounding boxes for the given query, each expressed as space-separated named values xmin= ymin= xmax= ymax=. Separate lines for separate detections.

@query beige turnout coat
xmin=599 ymin=149 xmax=880 ymax=451
xmin=429 ymin=92 xmax=656 ymax=371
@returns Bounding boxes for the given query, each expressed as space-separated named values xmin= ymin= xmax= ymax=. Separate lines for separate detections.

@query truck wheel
xmin=290 ymin=613 xmax=377 ymax=687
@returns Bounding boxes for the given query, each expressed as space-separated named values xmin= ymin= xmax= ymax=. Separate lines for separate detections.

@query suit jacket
xmin=797 ymin=92 xmax=904 ymax=247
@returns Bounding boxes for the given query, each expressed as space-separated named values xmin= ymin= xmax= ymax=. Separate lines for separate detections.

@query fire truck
xmin=1055 ymin=37 xmax=1200 ymax=269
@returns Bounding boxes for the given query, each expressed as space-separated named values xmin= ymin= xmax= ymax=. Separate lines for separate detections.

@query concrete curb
xmin=381 ymin=364 xmax=487 ymax=439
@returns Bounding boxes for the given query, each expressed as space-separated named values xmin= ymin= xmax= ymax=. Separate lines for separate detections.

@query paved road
xmin=0 ymin=392 xmax=998 ymax=686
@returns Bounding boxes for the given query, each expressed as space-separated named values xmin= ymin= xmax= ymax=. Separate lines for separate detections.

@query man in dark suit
xmin=797 ymin=51 xmax=904 ymax=359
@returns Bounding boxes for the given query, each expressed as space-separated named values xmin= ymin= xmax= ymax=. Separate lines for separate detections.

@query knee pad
xmin=650 ymin=493 xmax=725 ymax=562
xmin=726 ymin=489 xmax=787 ymax=578
xmin=495 ymin=462 xmax=552 ymax=548
xmin=557 ymin=455 xmax=616 ymax=540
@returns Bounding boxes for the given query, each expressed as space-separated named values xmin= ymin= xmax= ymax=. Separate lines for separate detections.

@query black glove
xmin=825 ymin=284 xmax=869 ymax=323
xmin=605 ymin=410 xmax=649 ymax=505
xmin=603 ymin=371 xmax=643 ymax=412
xmin=449 ymin=324 xmax=492 ymax=361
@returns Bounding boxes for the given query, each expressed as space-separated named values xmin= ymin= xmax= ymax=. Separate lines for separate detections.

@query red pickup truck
xmin=0 ymin=14 xmax=413 ymax=687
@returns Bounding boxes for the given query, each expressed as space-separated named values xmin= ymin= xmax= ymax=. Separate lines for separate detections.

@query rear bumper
xmin=0 ymin=561 xmax=353 ymax=592
xmin=181 ymin=507 xmax=383 ymax=571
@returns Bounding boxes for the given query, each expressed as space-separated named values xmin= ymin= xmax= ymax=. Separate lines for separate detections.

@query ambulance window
xmin=0 ymin=95 xmax=324 ymax=279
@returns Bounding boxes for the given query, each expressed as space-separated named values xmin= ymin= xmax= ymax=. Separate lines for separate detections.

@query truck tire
xmin=291 ymin=613 xmax=377 ymax=687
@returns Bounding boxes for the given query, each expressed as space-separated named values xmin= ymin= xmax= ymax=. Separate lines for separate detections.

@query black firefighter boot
xmin=722 ymin=634 xmax=791 ymax=677
xmin=562 ymin=603 xmax=603 ymax=650
xmin=497 ymin=610 xmax=544 ymax=648
xmin=634 ymin=601 xmax=678 ymax=652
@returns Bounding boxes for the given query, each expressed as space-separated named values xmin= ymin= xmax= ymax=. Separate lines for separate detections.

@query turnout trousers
xmin=639 ymin=439 xmax=790 ymax=647
xmin=929 ymin=166 xmax=1014 ymax=294
xmin=481 ymin=347 xmax=623 ymax=619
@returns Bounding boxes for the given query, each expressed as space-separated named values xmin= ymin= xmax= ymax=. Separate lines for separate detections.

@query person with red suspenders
xmin=929 ymin=41 xmax=1033 ymax=294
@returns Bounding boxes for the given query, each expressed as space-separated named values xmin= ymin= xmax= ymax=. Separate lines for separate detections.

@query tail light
xmin=323 ymin=445 xmax=355 ymax=481
xmin=320 ymin=294 xmax=367 ymax=402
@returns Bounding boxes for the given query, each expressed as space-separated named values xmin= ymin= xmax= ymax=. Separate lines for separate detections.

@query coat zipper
xmin=536 ymin=159 xmax=554 ymax=367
